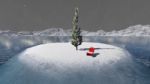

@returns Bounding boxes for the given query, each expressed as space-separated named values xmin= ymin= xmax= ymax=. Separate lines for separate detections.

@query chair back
xmin=89 ymin=47 xmax=95 ymax=52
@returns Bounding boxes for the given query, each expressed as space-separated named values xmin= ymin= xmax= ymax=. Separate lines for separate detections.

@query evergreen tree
xmin=71 ymin=7 xmax=82 ymax=50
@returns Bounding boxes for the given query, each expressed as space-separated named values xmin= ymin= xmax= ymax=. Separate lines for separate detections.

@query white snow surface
xmin=0 ymin=42 xmax=150 ymax=84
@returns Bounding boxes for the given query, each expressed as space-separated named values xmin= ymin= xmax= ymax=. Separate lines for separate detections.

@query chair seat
xmin=87 ymin=51 xmax=94 ymax=56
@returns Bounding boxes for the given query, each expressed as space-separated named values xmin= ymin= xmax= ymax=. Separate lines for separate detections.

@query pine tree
xmin=71 ymin=7 xmax=82 ymax=50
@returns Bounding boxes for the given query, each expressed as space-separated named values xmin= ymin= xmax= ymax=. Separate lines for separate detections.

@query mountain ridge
xmin=0 ymin=25 xmax=150 ymax=36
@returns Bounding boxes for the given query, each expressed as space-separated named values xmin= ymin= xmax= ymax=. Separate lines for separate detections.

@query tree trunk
xmin=76 ymin=46 xmax=78 ymax=50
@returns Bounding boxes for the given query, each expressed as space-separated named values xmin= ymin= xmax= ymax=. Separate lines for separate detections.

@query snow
xmin=19 ymin=42 xmax=129 ymax=66
xmin=0 ymin=42 xmax=150 ymax=84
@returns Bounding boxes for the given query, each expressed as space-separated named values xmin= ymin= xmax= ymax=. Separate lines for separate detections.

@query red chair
xmin=87 ymin=47 xmax=95 ymax=56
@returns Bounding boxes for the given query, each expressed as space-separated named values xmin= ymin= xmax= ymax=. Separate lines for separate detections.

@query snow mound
xmin=0 ymin=42 xmax=150 ymax=84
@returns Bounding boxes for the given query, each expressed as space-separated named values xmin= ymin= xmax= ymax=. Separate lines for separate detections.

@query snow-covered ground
xmin=0 ymin=42 xmax=150 ymax=84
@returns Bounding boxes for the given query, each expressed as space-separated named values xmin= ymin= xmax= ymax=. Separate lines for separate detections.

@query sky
xmin=0 ymin=0 xmax=150 ymax=31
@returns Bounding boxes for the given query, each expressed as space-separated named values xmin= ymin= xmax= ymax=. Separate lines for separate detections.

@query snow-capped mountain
xmin=0 ymin=25 xmax=150 ymax=36
xmin=82 ymin=25 xmax=150 ymax=36
xmin=33 ymin=28 xmax=71 ymax=36
xmin=104 ymin=25 xmax=150 ymax=36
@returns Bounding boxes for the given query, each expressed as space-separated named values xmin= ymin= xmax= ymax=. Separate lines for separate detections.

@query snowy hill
xmin=0 ymin=42 xmax=150 ymax=84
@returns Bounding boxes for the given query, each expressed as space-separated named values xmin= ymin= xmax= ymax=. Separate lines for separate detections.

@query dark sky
xmin=0 ymin=0 xmax=150 ymax=31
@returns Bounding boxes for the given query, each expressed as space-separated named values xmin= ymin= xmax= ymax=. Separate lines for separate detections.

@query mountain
xmin=0 ymin=25 xmax=150 ymax=36
xmin=103 ymin=25 xmax=150 ymax=36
